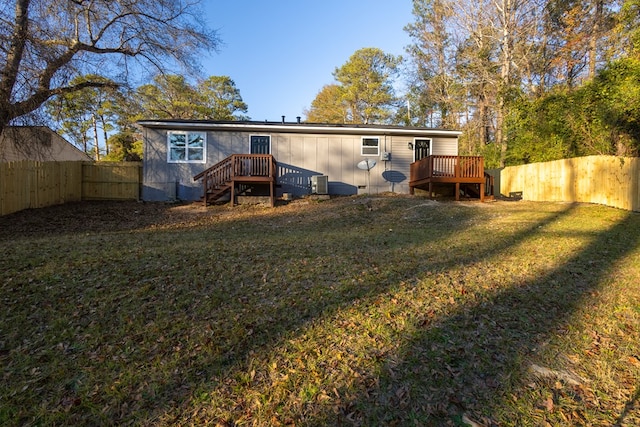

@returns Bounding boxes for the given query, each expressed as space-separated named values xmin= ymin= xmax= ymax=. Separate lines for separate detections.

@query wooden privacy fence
xmin=501 ymin=155 xmax=640 ymax=212
xmin=82 ymin=162 xmax=141 ymax=201
xmin=1 ymin=161 xmax=142 ymax=216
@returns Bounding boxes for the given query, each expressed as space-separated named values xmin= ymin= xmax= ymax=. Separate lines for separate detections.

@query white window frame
xmin=167 ymin=131 xmax=206 ymax=163
xmin=361 ymin=136 xmax=380 ymax=156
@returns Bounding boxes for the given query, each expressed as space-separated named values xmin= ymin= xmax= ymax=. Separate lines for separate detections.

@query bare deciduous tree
xmin=0 ymin=0 xmax=218 ymax=135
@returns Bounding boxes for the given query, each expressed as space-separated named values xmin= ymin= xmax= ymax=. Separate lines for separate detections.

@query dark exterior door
xmin=251 ymin=135 xmax=270 ymax=154
xmin=414 ymin=139 xmax=431 ymax=161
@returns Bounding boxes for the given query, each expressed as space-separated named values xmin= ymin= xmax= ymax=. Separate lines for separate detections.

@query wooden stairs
xmin=193 ymin=154 xmax=276 ymax=207
xmin=460 ymin=172 xmax=495 ymax=200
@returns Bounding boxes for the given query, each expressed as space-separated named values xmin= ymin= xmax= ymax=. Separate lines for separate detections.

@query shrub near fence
xmin=0 ymin=161 xmax=141 ymax=216
xmin=501 ymin=155 xmax=640 ymax=212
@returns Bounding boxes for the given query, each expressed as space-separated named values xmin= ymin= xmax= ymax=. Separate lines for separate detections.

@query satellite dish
xmin=357 ymin=159 xmax=377 ymax=171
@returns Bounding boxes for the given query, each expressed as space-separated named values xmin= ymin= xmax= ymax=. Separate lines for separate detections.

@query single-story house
xmin=137 ymin=119 xmax=488 ymax=204
xmin=0 ymin=126 xmax=92 ymax=162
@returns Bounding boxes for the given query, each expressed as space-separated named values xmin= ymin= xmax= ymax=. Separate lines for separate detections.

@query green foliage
xmin=103 ymin=131 xmax=143 ymax=162
xmin=135 ymin=75 xmax=201 ymax=120
xmin=593 ymin=58 xmax=640 ymax=149
xmin=477 ymin=143 xmax=502 ymax=169
xmin=135 ymin=74 xmax=249 ymax=121
xmin=619 ymin=0 xmax=640 ymax=56
xmin=404 ymin=0 xmax=459 ymax=128
xmin=506 ymin=58 xmax=640 ymax=164
xmin=307 ymin=48 xmax=400 ymax=124
xmin=305 ymin=84 xmax=348 ymax=123
xmin=506 ymin=90 xmax=575 ymax=165
xmin=48 ymin=73 xmax=249 ymax=161
xmin=198 ymin=76 xmax=249 ymax=120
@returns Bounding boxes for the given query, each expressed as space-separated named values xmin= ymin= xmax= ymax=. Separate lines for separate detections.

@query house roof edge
xmin=136 ymin=120 xmax=463 ymax=137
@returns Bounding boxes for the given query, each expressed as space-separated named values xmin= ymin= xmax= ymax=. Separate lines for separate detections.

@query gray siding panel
xmin=431 ymin=137 xmax=458 ymax=156
xmin=141 ymin=126 xmax=460 ymax=201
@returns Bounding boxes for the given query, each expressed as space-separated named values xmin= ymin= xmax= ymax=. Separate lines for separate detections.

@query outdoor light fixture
xmin=408 ymin=142 xmax=414 ymax=150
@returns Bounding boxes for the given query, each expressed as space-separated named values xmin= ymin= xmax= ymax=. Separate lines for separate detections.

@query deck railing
xmin=410 ymin=155 xmax=485 ymax=182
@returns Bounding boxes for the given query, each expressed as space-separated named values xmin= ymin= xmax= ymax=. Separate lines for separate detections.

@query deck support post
xmin=202 ymin=185 xmax=207 ymax=207
xmin=270 ymin=180 xmax=275 ymax=207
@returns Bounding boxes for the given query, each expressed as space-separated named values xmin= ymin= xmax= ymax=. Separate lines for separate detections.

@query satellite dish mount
xmin=356 ymin=159 xmax=377 ymax=193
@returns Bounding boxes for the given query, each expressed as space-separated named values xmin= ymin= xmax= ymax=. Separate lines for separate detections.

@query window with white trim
xmin=361 ymin=137 xmax=380 ymax=156
xmin=168 ymin=131 xmax=206 ymax=163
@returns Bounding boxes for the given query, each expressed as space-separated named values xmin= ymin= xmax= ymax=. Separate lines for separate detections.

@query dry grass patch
xmin=1 ymin=197 xmax=639 ymax=426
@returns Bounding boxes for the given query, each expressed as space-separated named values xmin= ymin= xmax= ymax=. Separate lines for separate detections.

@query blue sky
xmin=202 ymin=0 xmax=415 ymax=122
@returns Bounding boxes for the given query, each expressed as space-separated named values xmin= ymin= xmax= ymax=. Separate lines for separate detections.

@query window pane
xmin=188 ymin=148 xmax=203 ymax=161
xmin=188 ymin=133 xmax=204 ymax=148
xmin=170 ymin=133 xmax=186 ymax=147
xmin=170 ymin=147 xmax=186 ymax=160
xmin=362 ymin=137 xmax=379 ymax=155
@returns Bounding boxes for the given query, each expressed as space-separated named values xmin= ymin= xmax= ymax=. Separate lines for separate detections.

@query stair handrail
xmin=194 ymin=154 xmax=277 ymax=197
xmin=194 ymin=156 xmax=234 ymax=197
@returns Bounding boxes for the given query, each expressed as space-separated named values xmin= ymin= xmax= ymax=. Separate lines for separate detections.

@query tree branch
xmin=0 ymin=0 xmax=31 ymax=113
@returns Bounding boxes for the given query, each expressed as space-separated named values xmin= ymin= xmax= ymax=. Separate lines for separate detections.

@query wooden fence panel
xmin=0 ymin=161 xmax=84 ymax=216
xmin=61 ymin=161 xmax=84 ymax=204
xmin=81 ymin=162 xmax=141 ymax=200
xmin=501 ymin=156 xmax=640 ymax=211
xmin=1 ymin=161 xmax=140 ymax=216
xmin=1 ymin=160 xmax=29 ymax=215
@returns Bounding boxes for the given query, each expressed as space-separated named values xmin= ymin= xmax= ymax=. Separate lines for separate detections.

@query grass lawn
xmin=1 ymin=196 xmax=639 ymax=426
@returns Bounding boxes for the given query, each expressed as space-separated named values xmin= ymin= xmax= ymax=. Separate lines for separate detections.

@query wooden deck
xmin=193 ymin=154 xmax=276 ymax=206
xmin=409 ymin=155 xmax=492 ymax=201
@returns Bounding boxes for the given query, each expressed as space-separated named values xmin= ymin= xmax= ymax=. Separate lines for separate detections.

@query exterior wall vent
xmin=311 ymin=175 xmax=329 ymax=194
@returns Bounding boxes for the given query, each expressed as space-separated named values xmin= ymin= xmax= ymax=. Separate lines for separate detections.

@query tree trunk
xmin=92 ymin=113 xmax=100 ymax=161
xmin=497 ymin=0 xmax=513 ymax=167
xmin=588 ymin=0 xmax=604 ymax=80
xmin=101 ymin=116 xmax=109 ymax=155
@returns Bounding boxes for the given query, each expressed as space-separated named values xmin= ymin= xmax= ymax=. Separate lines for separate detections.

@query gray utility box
xmin=311 ymin=175 xmax=329 ymax=194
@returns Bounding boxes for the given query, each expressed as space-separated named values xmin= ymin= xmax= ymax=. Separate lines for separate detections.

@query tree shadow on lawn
xmin=147 ymin=201 xmax=615 ymax=424
xmin=138 ymin=198 xmax=486 ymax=423
xmin=324 ymin=206 xmax=640 ymax=425
xmin=1 ymin=197 xmax=479 ymax=425
xmin=3 ymin=199 xmax=638 ymax=425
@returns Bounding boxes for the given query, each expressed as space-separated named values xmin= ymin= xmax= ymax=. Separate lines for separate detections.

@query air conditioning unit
xmin=311 ymin=175 xmax=329 ymax=194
